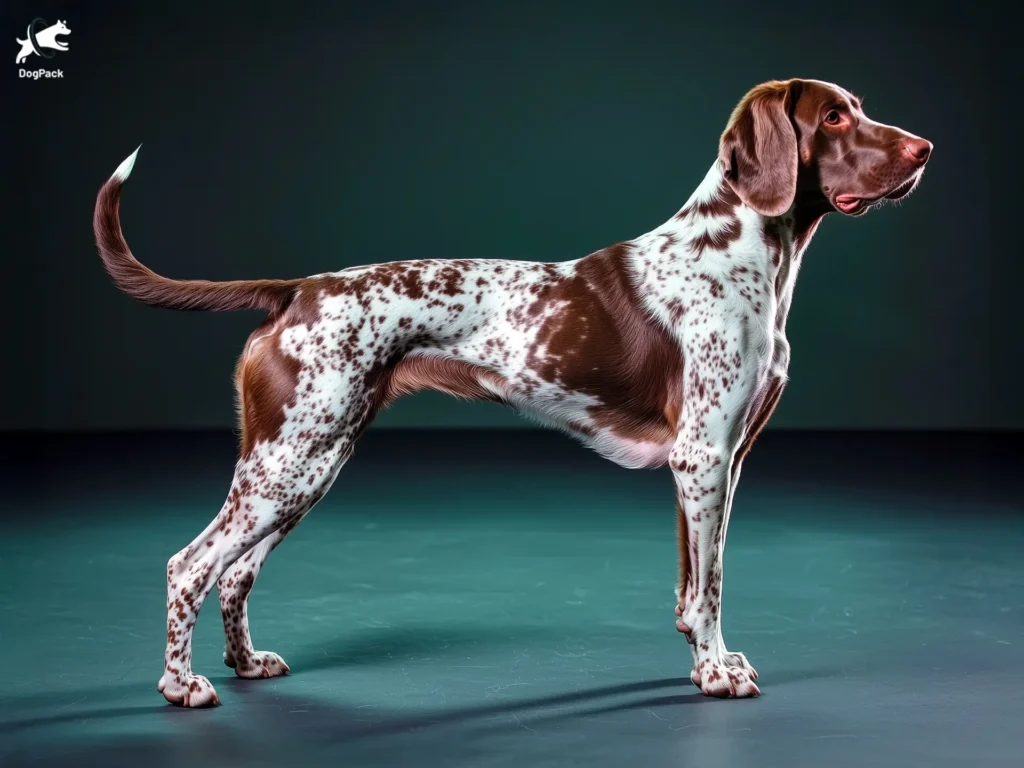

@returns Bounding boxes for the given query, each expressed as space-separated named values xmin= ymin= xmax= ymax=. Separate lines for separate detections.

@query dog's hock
xmin=112 ymin=145 xmax=142 ymax=182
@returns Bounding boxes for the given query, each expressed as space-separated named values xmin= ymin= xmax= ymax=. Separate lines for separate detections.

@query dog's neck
xmin=662 ymin=161 xmax=827 ymax=276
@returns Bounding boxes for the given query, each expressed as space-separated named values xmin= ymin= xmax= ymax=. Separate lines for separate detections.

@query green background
xmin=8 ymin=0 xmax=1020 ymax=430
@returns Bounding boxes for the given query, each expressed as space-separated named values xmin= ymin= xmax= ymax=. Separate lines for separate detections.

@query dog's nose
xmin=901 ymin=137 xmax=932 ymax=165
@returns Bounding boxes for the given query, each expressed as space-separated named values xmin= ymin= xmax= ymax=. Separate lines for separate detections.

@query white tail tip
xmin=112 ymin=145 xmax=142 ymax=182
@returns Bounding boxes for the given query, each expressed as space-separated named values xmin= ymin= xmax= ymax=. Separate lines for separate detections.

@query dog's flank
xmin=93 ymin=148 xmax=303 ymax=314
xmin=93 ymin=78 xmax=931 ymax=707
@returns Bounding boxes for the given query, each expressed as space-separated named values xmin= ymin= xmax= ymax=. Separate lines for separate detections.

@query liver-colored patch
xmin=525 ymin=244 xmax=684 ymax=445
xmin=234 ymin=289 xmax=325 ymax=458
xmin=235 ymin=321 xmax=303 ymax=459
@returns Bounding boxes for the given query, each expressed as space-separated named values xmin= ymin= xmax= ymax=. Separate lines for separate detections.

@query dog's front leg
xmin=670 ymin=344 xmax=763 ymax=698
xmin=671 ymin=440 xmax=759 ymax=698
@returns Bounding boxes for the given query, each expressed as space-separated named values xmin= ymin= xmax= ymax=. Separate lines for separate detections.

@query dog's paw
xmin=689 ymin=653 xmax=757 ymax=687
xmin=231 ymin=650 xmax=290 ymax=679
xmin=722 ymin=650 xmax=758 ymax=679
xmin=691 ymin=657 xmax=760 ymax=698
xmin=158 ymin=672 xmax=220 ymax=707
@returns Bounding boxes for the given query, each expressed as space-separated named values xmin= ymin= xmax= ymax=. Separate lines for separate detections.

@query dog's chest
xmin=632 ymin=210 xmax=800 ymax=395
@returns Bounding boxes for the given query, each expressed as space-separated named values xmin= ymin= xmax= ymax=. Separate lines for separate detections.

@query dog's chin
xmin=832 ymin=173 xmax=923 ymax=217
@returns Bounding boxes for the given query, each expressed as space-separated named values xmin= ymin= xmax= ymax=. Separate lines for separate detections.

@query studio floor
xmin=1 ymin=429 xmax=1022 ymax=767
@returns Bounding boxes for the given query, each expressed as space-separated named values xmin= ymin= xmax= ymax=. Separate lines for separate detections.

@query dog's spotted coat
xmin=93 ymin=79 xmax=931 ymax=706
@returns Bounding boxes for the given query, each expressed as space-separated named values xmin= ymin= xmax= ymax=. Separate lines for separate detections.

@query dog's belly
xmin=503 ymin=387 xmax=677 ymax=469
xmin=385 ymin=348 xmax=676 ymax=469
xmin=584 ymin=431 xmax=675 ymax=468
xmin=500 ymin=400 xmax=676 ymax=469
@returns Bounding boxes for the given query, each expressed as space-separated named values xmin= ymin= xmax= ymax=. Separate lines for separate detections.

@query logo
xmin=15 ymin=18 xmax=69 ymax=78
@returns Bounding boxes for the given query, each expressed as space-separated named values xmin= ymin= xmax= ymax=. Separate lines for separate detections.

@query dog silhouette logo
xmin=15 ymin=18 xmax=70 ymax=64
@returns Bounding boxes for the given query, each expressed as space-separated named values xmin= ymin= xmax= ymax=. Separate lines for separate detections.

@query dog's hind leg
xmin=217 ymin=511 xmax=312 ymax=677
xmin=157 ymin=313 xmax=378 ymax=706
xmin=158 ymin=440 xmax=349 ymax=707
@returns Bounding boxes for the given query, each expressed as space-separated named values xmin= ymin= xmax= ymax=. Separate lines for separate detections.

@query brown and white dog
xmin=94 ymin=78 xmax=931 ymax=706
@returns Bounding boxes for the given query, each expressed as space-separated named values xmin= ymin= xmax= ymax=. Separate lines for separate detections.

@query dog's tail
xmin=93 ymin=147 xmax=303 ymax=313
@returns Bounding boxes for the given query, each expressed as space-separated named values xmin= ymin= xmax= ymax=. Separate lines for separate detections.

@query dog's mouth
xmin=833 ymin=173 xmax=922 ymax=216
xmin=833 ymin=195 xmax=868 ymax=215
xmin=883 ymin=175 xmax=920 ymax=201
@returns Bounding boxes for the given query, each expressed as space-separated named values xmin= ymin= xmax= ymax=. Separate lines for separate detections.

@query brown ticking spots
xmin=698 ymin=274 xmax=726 ymax=298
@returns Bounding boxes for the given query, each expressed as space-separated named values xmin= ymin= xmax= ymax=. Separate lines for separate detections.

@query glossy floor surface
xmin=2 ymin=430 xmax=1022 ymax=767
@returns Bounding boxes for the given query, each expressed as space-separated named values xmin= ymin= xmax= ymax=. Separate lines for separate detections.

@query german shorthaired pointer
xmin=94 ymin=78 xmax=931 ymax=706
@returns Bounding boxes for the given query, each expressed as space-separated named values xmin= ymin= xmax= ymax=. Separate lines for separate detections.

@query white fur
xmin=112 ymin=146 xmax=141 ymax=183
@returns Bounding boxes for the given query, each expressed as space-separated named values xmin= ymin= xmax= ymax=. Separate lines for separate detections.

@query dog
xmin=15 ymin=19 xmax=70 ymax=64
xmin=93 ymin=78 xmax=931 ymax=706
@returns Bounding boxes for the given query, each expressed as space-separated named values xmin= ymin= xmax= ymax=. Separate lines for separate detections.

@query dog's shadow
xmin=0 ymin=624 xmax=841 ymax=767
xmin=283 ymin=623 xmax=560 ymax=673
xmin=0 ymin=664 xmax=840 ymax=768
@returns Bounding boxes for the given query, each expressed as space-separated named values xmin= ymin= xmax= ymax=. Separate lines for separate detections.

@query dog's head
xmin=47 ymin=20 xmax=71 ymax=42
xmin=718 ymin=79 xmax=931 ymax=218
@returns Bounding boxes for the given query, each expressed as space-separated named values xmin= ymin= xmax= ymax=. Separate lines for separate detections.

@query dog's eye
xmin=824 ymin=109 xmax=842 ymax=125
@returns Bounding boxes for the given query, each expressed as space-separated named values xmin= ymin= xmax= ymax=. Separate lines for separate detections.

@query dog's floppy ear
xmin=719 ymin=80 xmax=801 ymax=217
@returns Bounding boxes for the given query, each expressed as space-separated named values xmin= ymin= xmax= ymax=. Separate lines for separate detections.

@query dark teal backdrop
xmin=7 ymin=0 xmax=1020 ymax=430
